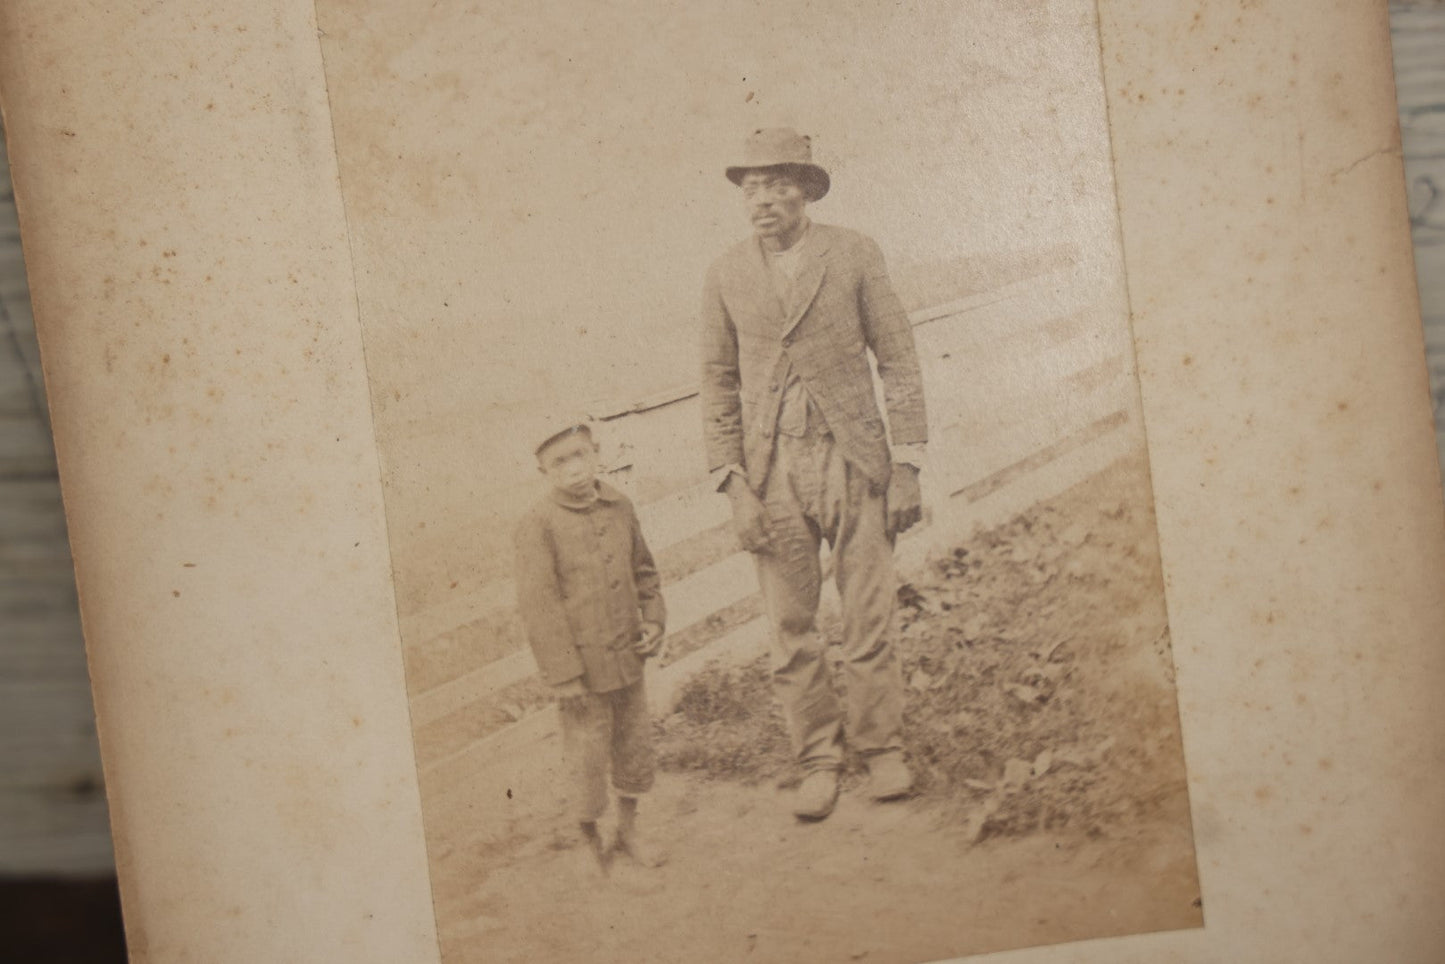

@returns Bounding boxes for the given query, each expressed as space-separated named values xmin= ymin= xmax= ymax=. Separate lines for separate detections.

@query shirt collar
xmin=763 ymin=217 xmax=811 ymax=258
xmin=549 ymin=479 xmax=624 ymax=511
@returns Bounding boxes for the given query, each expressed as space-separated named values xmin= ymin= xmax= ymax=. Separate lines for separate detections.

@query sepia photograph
xmin=9 ymin=0 xmax=1445 ymax=960
xmin=312 ymin=0 xmax=1201 ymax=959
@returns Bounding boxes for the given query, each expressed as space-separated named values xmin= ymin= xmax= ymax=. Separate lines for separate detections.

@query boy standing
xmin=513 ymin=420 xmax=667 ymax=874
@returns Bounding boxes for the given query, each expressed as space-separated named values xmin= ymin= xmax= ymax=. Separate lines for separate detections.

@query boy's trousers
xmin=752 ymin=428 xmax=905 ymax=774
xmin=558 ymin=677 xmax=655 ymax=822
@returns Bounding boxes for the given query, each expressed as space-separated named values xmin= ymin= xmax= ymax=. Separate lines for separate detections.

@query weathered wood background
xmin=2 ymin=2 xmax=1442 ymax=877
xmin=1397 ymin=4 xmax=1445 ymax=446
xmin=0 ymin=136 xmax=114 ymax=876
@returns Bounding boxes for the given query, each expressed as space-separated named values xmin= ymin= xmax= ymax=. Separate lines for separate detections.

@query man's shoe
xmin=866 ymin=751 xmax=913 ymax=801
xmin=614 ymin=796 xmax=668 ymax=868
xmin=792 ymin=770 xmax=840 ymax=821
xmin=614 ymin=826 xmax=669 ymax=868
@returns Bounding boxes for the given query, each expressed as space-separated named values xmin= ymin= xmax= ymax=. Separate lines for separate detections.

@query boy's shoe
xmin=792 ymin=770 xmax=840 ymax=821
xmin=866 ymin=751 xmax=913 ymax=801
xmin=578 ymin=822 xmax=611 ymax=878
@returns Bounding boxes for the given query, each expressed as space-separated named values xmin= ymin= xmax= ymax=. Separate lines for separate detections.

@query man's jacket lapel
xmin=780 ymin=231 xmax=830 ymax=340
xmin=736 ymin=239 xmax=787 ymax=326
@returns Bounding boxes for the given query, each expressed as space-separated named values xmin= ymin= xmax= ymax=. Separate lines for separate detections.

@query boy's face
xmin=537 ymin=431 xmax=601 ymax=499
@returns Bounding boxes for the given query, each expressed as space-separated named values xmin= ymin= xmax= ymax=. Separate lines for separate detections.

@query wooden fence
xmin=404 ymin=261 xmax=1145 ymax=812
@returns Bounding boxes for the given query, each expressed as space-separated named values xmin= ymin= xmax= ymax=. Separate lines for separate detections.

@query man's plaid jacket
xmin=699 ymin=222 xmax=928 ymax=494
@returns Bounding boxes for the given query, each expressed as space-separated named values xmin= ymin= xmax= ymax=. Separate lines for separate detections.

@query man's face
xmin=740 ymin=170 xmax=808 ymax=243
xmin=537 ymin=431 xmax=600 ymax=499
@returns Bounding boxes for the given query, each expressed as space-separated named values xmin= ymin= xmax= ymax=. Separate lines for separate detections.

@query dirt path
xmin=442 ymin=773 xmax=1198 ymax=964
xmin=427 ymin=455 xmax=1203 ymax=962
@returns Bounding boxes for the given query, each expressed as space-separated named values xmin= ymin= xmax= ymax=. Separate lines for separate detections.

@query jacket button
xmin=769 ymin=383 xmax=779 ymax=392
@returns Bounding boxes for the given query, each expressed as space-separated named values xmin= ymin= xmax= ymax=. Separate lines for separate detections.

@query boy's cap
xmin=532 ymin=413 xmax=598 ymax=457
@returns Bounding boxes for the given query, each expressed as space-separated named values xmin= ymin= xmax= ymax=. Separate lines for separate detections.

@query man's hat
xmin=725 ymin=127 xmax=830 ymax=201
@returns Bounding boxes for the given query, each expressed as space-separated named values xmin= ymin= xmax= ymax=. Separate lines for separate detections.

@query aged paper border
xmin=0 ymin=2 xmax=441 ymax=960
xmin=0 ymin=0 xmax=1440 ymax=961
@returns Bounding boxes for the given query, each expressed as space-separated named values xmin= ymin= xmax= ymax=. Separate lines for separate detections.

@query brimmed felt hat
xmin=725 ymin=127 xmax=830 ymax=201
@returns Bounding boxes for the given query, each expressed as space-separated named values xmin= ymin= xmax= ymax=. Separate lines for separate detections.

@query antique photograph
xmin=312 ymin=0 xmax=1201 ymax=959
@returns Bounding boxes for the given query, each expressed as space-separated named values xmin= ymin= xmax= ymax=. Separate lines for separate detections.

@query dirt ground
xmin=436 ymin=455 xmax=1202 ymax=963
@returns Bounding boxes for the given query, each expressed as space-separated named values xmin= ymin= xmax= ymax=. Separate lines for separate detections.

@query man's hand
xmin=551 ymin=677 xmax=590 ymax=712
xmin=885 ymin=463 xmax=923 ymax=538
xmin=634 ymin=622 xmax=665 ymax=659
xmin=724 ymin=475 xmax=772 ymax=554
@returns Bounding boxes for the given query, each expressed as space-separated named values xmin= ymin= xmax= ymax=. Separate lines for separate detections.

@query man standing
xmin=699 ymin=127 xmax=927 ymax=820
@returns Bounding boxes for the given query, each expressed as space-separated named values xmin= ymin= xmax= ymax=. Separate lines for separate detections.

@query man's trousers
xmin=752 ymin=429 xmax=905 ymax=773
